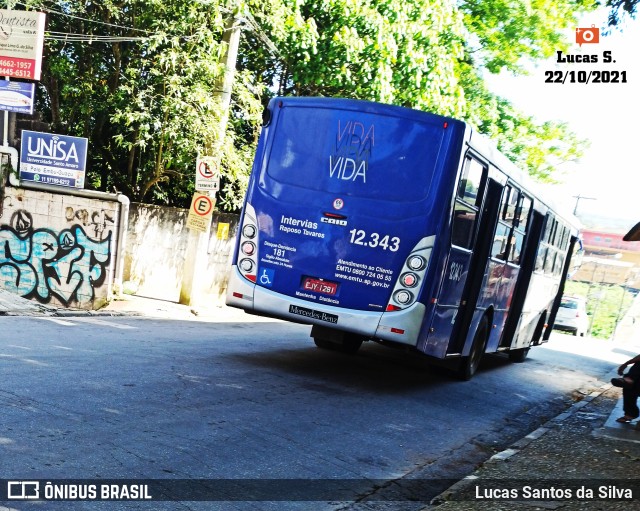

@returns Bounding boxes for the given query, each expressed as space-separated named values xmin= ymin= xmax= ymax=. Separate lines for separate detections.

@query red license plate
xmin=302 ymin=277 xmax=338 ymax=296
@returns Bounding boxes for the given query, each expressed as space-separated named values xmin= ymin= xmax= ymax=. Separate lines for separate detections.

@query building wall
xmin=0 ymin=185 xmax=121 ymax=309
xmin=572 ymin=229 xmax=640 ymax=287
xmin=572 ymin=257 xmax=635 ymax=287
xmin=582 ymin=230 xmax=640 ymax=253
xmin=123 ymin=203 xmax=239 ymax=304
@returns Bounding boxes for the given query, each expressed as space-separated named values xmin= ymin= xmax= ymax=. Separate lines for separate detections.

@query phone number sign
xmin=0 ymin=10 xmax=46 ymax=80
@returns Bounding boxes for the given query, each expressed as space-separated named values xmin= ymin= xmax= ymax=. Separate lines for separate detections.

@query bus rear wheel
xmin=458 ymin=317 xmax=489 ymax=381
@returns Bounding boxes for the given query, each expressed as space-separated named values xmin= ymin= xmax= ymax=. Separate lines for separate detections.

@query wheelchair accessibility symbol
xmin=259 ymin=268 xmax=275 ymax=287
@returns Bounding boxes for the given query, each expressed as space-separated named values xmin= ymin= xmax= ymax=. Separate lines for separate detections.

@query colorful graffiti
xmin=0 ymin=209 xmax=111 ymax=306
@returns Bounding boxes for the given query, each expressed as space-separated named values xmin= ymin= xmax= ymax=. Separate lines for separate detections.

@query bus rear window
xmin=263 ymin=106 xmax=446 ymax=202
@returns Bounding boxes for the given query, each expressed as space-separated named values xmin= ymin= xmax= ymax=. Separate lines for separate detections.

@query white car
xmin=554 ymin=296 xmax=589 ymax=336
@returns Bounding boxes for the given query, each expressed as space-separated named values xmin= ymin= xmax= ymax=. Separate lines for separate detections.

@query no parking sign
xmin=195 ymin=156 xmax=220 ymax=192
xmin=186 ymin=192 xmax=215 ymax=232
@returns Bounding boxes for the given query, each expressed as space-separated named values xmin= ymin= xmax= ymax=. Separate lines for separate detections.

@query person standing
xmin=612 ymin=354 xmax=640 ymax=423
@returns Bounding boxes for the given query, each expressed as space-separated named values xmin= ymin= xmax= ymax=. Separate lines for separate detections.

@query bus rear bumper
xmin=226 ymin=266 xmax=424 ymax=346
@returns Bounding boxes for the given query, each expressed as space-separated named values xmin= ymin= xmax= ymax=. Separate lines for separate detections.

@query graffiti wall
xmin=0 ymin=187 xmax=121 ymax=309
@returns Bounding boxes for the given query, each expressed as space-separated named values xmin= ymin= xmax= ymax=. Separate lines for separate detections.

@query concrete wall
xmin=0 ymin=185 xmax=122 ymax=309
xmin=123 ymin=203 xmax=239 ymax=304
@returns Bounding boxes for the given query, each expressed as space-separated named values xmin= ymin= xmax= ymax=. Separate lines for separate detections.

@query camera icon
xmin=576 ymin=25 xmax=600 ymax=46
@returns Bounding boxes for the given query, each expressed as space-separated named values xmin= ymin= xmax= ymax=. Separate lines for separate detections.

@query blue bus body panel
xmin=246 ymin=98 xmax=465 ymax=315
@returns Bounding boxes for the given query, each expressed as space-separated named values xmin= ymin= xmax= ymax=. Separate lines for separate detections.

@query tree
xmin=25 ymin=0 xmax=612 ymax=209
xmin=459 ymin=0 xmax=596 ymax=74
xmin=33 ymin=0 xmax=266 ymax=209
xmin=246 ymin=0 xmax=468 ymax=116
xmin=605 ymin=0 xmax=639 ymax=26
xmin=245 ymin=0 xmax=593 ymax=182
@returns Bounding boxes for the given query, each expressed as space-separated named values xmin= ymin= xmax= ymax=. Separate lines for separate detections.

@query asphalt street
xmin=0 ymin=307 xmax=632 ymax=510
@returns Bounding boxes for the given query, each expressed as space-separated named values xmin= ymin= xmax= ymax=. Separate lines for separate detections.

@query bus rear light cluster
xmin=240 ymin=258 xmax=255 ymax=272
xmin=386 ymin=236 xmax=434 ymax=311
xmin=237 ymin=203 xmax=259 ymax=283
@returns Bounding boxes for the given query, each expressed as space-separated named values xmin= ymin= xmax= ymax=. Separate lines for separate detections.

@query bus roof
xmin=466 ymin=127 xmax=581 ymax=232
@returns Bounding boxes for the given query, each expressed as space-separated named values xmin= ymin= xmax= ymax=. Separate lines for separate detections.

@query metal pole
xmin=5 ymin=2 xmax=13 ymax=146
xmin=179 ymin=9 xmax=242 ymax=307
xmin=572 ymin=194 xmax=596 ymax=215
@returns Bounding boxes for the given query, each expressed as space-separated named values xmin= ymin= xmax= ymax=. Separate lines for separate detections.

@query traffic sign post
xmin=181 ymin=157 xmax=221 ymax=306
xmin=180 ymin=189 xmax=216 ymax=306
xmin=179 ymin=7 xmax=241 ymax=307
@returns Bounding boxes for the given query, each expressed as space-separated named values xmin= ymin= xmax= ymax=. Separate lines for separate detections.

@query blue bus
xmin=226 ymin=97 xmax=581 ymax=379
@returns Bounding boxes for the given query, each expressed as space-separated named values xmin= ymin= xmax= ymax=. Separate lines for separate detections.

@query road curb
xmin=52 ymin=309 xmax=140 ymax=318
xmin=428 ymin=377 xmax=615 ymax=506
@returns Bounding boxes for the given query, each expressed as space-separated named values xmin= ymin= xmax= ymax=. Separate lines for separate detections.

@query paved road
xmin=0 ymin=314 xmax=631 ymax=510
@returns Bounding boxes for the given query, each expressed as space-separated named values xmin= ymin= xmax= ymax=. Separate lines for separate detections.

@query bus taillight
xmin=237 ymin=203 xmax=259 ymax=283
xmin=408 ymin=255 xmax=426 ymax=271
xmin=394 ymin=289 xmax=413 ymax=304
xmin=385 ymin=235 xmax=435 ymax=311
xmin=242 ymin=224 xmax=257 ymax=238
xmin=400 ymin=272 xmax=418 ymax=287
xmin=240 ymin=259 xmax=255 ymax=272
xmin=241 ymin=241 xmax=256 ymax=256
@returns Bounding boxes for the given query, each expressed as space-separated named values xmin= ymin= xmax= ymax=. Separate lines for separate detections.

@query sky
xmin=484 ymin=9 xmax=640 ymax=230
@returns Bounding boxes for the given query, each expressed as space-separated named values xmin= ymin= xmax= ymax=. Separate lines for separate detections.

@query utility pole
xmin=572 ymin=194 xmax=596 ymax=215
xmin=179 ymin=9 xmax=242 ymax=307
xmin=215 ymin=12 xmax=242 ymax=144
xmin=3 ymin=0 xmax=14 ymax=148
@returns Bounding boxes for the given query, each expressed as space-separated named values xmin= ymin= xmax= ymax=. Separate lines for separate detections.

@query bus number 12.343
xmin=349 ymin=229 xmax=400 ymax=252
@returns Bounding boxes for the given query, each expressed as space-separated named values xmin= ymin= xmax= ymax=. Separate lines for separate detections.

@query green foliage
xmin=31 ymin=0 xmax=604 ymax=208
xmin=564 ymin=281 xmax=635 ymax=339
xmin=460 ymin=0 xmax=594 ymax=74
xmin=605 ymin=0 xmax=640 ymax=26
xmin=36 ymin=0 xmax=265 ymax=208
xmin=272 ymin=0 xmax=467 ymax=116
xmin=457 ymin=64 xmax=590 ymax=182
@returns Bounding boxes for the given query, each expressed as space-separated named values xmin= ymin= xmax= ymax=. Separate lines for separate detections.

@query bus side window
xmin=554 ymin=253 xmax=565 ymax=276
xmin=492 ymin=223 xmax=510 ymax=260
xmin=535 ymin=245 xmax=547 ymax=271
xmin=452 ymin=201 xmax=477 ymax=248
xmin=518 ymin=196 xmax=532 ymax=229
xmin=543 ymin=216 xmax=555 ymax=243
xmin=509 ymin=231 xmax=524 ymax=264
xmin=507 ymin=193 xmax=530 ymax=265
xmin=544 ymin=248 xmax=556 ymax=274
xmin=456 ymin=157 xmax=484 ymax=204
xmin=503 ymin=187 xmax=518 ymax=223
xmin=452 ymin=157 xmax=485 ymax=249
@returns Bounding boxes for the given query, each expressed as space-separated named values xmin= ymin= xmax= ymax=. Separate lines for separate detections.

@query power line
xmin=14 ymin=0 xmax=153 ymax=34
xmin=241 ymin=11 xmax=283 ymax=60
xmin=12 ymin=2 xmax=285 ymax=58
xmin=45 ymin=32 xmax=151 ymax=43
